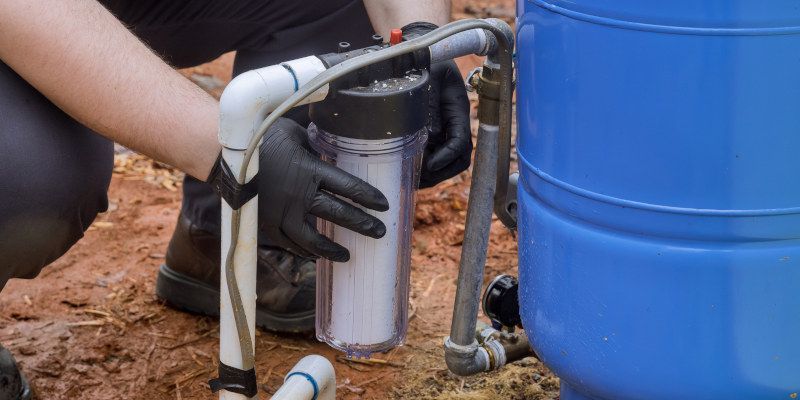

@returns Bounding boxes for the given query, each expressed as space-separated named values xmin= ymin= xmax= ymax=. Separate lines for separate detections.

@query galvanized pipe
xmin=429 ymin=28 xmax=492 ymax=64
xmin=444 ymin=18 xmax=516 ymax=377
xmin=448 ymin=123 xmax=500 ymax=346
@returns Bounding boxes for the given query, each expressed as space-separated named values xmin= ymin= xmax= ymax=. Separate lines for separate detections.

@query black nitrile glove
xmin=257 ymin=118 xmax=388 ymax=262
xmin=403 ymin=22 xmax=473 ymax=188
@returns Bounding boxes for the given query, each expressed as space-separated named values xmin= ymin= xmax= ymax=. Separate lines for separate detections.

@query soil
xmin=1 ymin=1 xmax=560 ymax=398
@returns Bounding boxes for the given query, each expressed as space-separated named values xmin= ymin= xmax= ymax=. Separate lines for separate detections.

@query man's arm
xmin=363 ymin=0 xmax=451 ymax=38
xmin=0 ymin=0 xmax=219 ymax=180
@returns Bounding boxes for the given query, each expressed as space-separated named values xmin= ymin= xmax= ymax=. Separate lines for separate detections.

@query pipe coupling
xmin=482 ymin=339 xmax=507 ymax=370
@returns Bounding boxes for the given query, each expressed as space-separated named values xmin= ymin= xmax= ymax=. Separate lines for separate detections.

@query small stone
xmin=57 ymin=329 xmax=72 ymax=341
xmin=102 ymin=358 xmax=121 ymax=374
xmin=33 ymin=360 xmax=64 ymax=377
xmin=17 ymin=345 xmax=36 ymax=356
xmin=72 ymin=364 xmax=90 ymax=375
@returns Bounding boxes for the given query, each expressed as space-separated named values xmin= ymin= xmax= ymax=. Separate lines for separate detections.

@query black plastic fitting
xmin=482 ymin=274 xmax=522 ymax=329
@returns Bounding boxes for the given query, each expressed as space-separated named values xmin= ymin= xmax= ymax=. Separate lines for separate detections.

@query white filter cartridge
xmin=310 ymin=124 xmax=425 ymax=358
xmin=330 ymin=152 xmax=402 ymax=347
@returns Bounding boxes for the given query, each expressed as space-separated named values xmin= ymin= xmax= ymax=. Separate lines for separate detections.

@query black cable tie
xmin=209 ymin=153 xmax=258 ymax=210
xmin=209 ymin=362 xmax=258 ymax=398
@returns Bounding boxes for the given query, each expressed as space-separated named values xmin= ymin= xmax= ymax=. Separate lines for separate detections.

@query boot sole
xmin=19 ymin=373 xmax=32 ymax=400
xmin=155 ymin=264 xmax=314 ymax=333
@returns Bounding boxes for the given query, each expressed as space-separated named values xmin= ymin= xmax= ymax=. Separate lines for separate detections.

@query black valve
xmin=482 ymin=274 xmax=521 ymax=330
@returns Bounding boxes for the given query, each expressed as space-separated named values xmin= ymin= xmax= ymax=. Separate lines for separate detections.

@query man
xmin=0 ymin=1 xmax=471 ymax=397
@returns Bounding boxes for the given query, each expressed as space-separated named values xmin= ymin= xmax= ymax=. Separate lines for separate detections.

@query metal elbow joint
xmin=483 ymin=18 xmax=515 ymax=63
xmin=444 ymin=338 xmax=491 ymax=376
xmin=445 ymin=331 xmax=528 ymax=376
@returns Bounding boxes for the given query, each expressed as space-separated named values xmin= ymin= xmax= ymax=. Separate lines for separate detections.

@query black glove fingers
xmin=427 ymin=66 xmax=472 ymax=171
xmin=426 ymin=125 xmax=472 ymax=171
xmin=439 ymin=63 xmax=472 ymax=122
xmin=286 ymin=221 xmax=350 ymax=262
xmin=309 ymin=192 xmax=387 ymax=239
xmin=270 ymin=117 xmax=312 ymax=147
xmin=428 ymin=80 xmax=444 ymax=141
xmin=316 ymin=162 xmax=390 ymax=212
xmin=402 ymin=23 xmax=472 ymax=188
xmin=266 ymin=228 xmax=316 ymax=259
xmin=418 ymin=59 xmax=473 ymax=182
xmin=419 ymin=154 xmax=471 ymax=189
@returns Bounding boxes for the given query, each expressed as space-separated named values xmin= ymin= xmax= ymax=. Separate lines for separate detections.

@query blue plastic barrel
xmin=515 ymin=1 xmax=800 ymax=399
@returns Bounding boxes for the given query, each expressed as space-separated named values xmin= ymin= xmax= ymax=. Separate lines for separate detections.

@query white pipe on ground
xmin=271 ymin=355 xmax=336 ymax=400
xmin=217 ymin=56 xmax=328 ymax=400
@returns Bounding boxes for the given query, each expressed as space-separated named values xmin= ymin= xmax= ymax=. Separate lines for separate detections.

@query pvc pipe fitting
xmin=217 ymin=55 xmax=328 ymax=400
xmin=219 ymin=56 xmax=328 ymax=150
xmin=271 ymin=355 xmax=336 ymax=400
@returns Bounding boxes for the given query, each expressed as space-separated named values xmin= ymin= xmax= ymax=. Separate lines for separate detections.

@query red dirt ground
xmin=0 ymin=1 xmax=559 ymax=398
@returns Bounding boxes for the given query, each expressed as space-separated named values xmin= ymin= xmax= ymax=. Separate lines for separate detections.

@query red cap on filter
xmin=389 ymin=29 xmax=403 ymax=45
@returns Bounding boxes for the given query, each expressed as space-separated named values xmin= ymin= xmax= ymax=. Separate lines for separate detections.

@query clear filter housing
xmin=310 ymin=123 xmax=426 ymax=358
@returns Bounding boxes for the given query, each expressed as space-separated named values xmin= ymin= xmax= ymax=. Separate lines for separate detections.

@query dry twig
xmin=335 ymin=356 xmax=405 ymax=368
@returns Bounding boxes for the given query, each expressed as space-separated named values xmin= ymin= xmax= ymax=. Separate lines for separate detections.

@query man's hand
xmin=254 ymin=118 xmax=388 ymax=262
xmin=403 ymin=22 xmax=472 ymax=188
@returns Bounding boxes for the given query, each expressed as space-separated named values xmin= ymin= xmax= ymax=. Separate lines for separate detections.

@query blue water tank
xmin=515 ymin=1 xmax=800 ymax=399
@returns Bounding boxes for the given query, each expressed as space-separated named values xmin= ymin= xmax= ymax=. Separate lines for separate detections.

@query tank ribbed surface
xmin=516 ymin=1 xmax=800 ymax=398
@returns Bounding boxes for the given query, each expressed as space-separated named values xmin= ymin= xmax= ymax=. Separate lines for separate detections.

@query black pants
xmin=0 ymin=0 xmax=374 ymax=289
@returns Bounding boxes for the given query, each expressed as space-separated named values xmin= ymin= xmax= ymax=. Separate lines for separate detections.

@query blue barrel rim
xmin=528 ymin=0 xmax=800 ymax=36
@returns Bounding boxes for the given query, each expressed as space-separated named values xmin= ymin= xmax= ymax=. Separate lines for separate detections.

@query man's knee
xmin=0 ymin=150 xmax=112 ymax=283
xmin=0 ymin=62 xmax=114 ymax=284
xmin=0 ymin=215 xmax=79 ymax=281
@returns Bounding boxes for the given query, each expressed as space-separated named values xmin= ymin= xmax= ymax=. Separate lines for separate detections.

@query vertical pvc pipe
xmin=216 ymin=56 xmax=328 ymax=400
xmin=219 ymin=150 xmax=258 ymax=400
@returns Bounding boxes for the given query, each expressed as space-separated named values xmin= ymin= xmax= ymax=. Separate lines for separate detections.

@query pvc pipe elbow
xmin=219 ymin=67 xmax=291 ymax=151
xmin=271 ymin=355 xmax=336 ymax=400
xmin=218 ymin=56 xmax=329 ymax=151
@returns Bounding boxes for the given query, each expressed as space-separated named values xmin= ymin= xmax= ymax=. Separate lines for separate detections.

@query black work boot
xmin=0 ymin=346 xmax=32 ymax=400
xmin=156 ymin=213 xmax=315 ymax=333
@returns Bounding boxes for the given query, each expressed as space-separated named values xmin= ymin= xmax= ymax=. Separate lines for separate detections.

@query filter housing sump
xmin=310 ymin=44 xmax=430 ymax=358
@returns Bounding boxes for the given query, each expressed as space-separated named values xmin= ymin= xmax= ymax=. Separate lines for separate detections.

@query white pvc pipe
xmin=219 ymin=150 xmax=258 ymax=400
xmin=271 ymin=355 xmax=336 ymax=400
xmin=217 ymin=56 xmax=328 ymax=400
